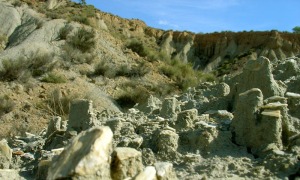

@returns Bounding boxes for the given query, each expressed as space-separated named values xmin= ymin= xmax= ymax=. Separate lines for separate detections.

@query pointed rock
xmin=47 ymin=127 xmax=113 ymax=180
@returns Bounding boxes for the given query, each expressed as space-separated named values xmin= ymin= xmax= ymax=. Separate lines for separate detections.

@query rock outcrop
xmin=111 ymin=147 xmax=143 ymax=179
xmin=67 ymin=99 xmax=98 ymax=132
xmin=0 ymin=140 xmax=12 ymax=169
xmin=47 ymin=127 xmax=113 ymax=180
xmin=0 ymin=0 xmax=300 ymax=179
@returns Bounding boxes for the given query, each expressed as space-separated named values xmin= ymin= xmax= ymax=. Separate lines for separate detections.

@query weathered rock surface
xmin=111 ymin=147 xmax=143 ymax=180
xmin=0 ymin=169 xmax=23 ymax=180
xmin=68 ymin=99 xmax=98 ymax=132
xmin=0 ymin=2 xmax=21 ymax=37
xmin=154 ymin=162 xmax=177 ymax=180
xmin=47 ymin=127 xmax=113 ymax=180
xmin=231 ymin=89 xmax=265 ymax=150
xmin=134 ymin=166 xmax=157 ymax=180
xmin=0 ymin=139 xmax=12 ymax=169
xmin=175 ymin=109 xmax=198 ymax=131
xmin=231 ymin=57 xmax=285 ymax=103
xmin=47 ymin=0 xmax=67 ymax=10
xmin=160 ymin=97 xmax=179 ymax=119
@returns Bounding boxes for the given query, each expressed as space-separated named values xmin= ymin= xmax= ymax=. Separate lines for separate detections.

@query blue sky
xmin=80 ymin=0 xmax=299 ymax=33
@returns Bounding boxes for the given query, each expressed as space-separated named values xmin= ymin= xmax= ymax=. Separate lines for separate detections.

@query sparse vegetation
xmin=160 ymin=59 xmax=216 ymax=90
xmin=41 ymin=72 xmax=67 ymax=83
xmin=0 ymin=57 xmax=29 ymax=81
xmin=79 ymin=0 xmax=86 ymax=5
xmin=58 ymin=24 xmax=73 ymax=40
xmin=116 ymin=82 xmax=150 ymax=109
xmin=126 ymin=39 xmax=148 ymax=57
xmin=0 ymin=95 xmax=15 ymax=116
xmin=28 ymin=50 xmax=56 ymax=77
xmin=126 ymin=38 xmax=168 ymax=62
xmin=61 ymin=44 xmax=96 ymax=65
xmin=67 ymin=28 xmax=95 ymax=53
xmin=42 ymin=89 xmax=80 ymax=119
xmin=43 ymin=2 xmax=96 ymax=25
xmin=0 ymin=50 xmax=55 ymax=81
xmin=91 ymin=59 xmax=149 ymax=78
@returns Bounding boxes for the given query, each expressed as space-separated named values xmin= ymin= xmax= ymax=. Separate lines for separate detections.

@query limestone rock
xmin=205 ymin=110 xmax=233 ymax=125
xmin=36 ymin=160 xmax=51 ymax=180
xmin=104 ymin=118 xmax=143 ymax=148
xmin=142 ymin=148 xmax=156 ymax=166
xmin=68 ymin=99 xmax=98 ymax=132
xmin=286 ymin=75 xmax=300 ymax=94
xmin=157 ymin=130 xmax=179 ymax=152
xmin=197 ymin=82 xmax=230 ymax=98
xmin=154 ymin=162 xmax=177 ymax=180
xmin=0 ymin=3 xmax=21 ymax=37
xmin=257 ymin=109 xmax=283 ymax=150
xmin=45 ymin=116 xmax=66 ymax=137
xmin=274 ymin=59 xmax=300 ymax=81
xmin=135 ymin=95 xmax=162 ymax=114
xmin=0 ymin=139 xmax=12 ymax=169
xmin=175 ymin=109 xmax=198 ymax=131
xmin=233 ymin=57 xmax=285 ymax=103
xmin=157 ymin=130 xmax=179 ymax=160
xmin=231 ymin=88 xmax=264 ymax=148
xmin=232 ymin=88 xmax=284 ymax=154
xmin=160 ymin=97 xmax=179 ymax=119
xmin=134 ymin=166 xmax=157 ymax=180
xmin=111 ymin=147 xmax=143 ymax=180
xmin=0 ymin=169 xmax=22 ymax=180
xmin=47 ymin=127 xmax=113 ymax=180
xmin=286 ymin=92 xmax=300 ymax=119
xmin=261 ymin=100 xmax=292 ymax=144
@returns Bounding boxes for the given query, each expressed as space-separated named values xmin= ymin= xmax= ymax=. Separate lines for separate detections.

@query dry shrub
xmin=160 ymin=59 xmax=216 ymax=90
xmin=67 ymin=28 xmax=95 ymax=53
xmin=41 ymin=89 xmax=80 ymax=119
xmin=0 ymin=50 xmax=55 ymax=81
xmin=0 ymin=95 xmax=15 ymax=116
xmin=61 ymin=44 xmax=96 ymax=65
xmin=41 ymin=72 xmax=67 ymax=83
xmin=116 ymin=82 xmax=150 ymax=109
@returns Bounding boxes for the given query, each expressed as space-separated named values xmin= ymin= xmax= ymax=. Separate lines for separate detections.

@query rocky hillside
xmin=1 ymin=56 xmax=300 ymax=179
xmin=0 ymin=0 xmax=300 ymax=179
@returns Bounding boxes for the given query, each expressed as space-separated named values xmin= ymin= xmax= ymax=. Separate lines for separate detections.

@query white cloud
xmin=158 ymin=20 xmax=179 ymax=29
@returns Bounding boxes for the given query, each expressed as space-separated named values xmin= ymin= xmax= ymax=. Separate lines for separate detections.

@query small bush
xmin=0 ymin=50 xmax=55 ymax=81
xmin=41 ymin=72 xmax=67 ymax=83
xmin=116 ymin=83 xmax=150 ymax=109
xmin=67 ymin=28 xmax=95 ymax=53
xmin=126 ymin=39 xmax=148 ymax=57
xmin=0 ymin=95 xmax=15 ymax=116
xmin=91 ymin=60 xmax=149 ymax=79
xmin=46 ymin=12 xmax=60 ymax=19
xmin=160 ymin=59 xmax=216 ymax=90
xmin=61 ymin=45 xmax=96 ymax=64
xmin=58 ymin=24 xmax=73 ymax=40
xmin=12 ymin=0 xmax=22 ymax=7
xmin=71 ymin=15 xmax=89 ymax=25
xmin=0 ymin=57 xmax=29 ymax=81
xmin=292 ymin=26 xmax=300 ymax=34
xmin=92 ymin=60 xmax=113 ymax=77
xmin=28 ymin=50 xmax=56 ymax=77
